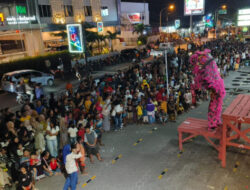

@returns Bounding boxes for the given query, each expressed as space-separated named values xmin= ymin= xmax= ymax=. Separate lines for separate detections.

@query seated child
xmin=49 ymin=157 xmax=61 ymax=176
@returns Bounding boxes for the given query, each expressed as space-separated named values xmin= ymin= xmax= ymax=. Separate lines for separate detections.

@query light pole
xmin=215 ymin=5 xmax=227 ymax=38
xmin=159 ymin=4 xmax=175 ymax=32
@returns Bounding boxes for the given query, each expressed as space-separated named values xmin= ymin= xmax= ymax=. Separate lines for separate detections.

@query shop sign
xmin=127 ymin=13 xmax=142 ymax=23
xmin=66 ymin=24 xmax=84 ymax=53
xmin=6 ymin=16 xmax=36 ymax=24
xmin=97 ymin=22 xmax=104 ymax=32
xmin=16 ymin=6 xmax=27 ymax=14
xmin=175 ymin=19 xmax=180 ymax=28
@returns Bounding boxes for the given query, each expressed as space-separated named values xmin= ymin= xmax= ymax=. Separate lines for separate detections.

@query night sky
xmin=122 ymin=0 xmax=250 ymax=27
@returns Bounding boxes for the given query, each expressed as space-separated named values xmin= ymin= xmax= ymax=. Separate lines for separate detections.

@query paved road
xmin=34 ymin=67 xmax=250 ymax=190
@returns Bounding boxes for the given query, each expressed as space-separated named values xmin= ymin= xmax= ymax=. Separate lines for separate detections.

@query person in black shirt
xmin=17 ymin=165 xmax=34 ymax=190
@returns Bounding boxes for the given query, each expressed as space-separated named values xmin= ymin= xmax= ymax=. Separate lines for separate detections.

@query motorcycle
xmin=16 ymin=92 xmax=30 ymax=104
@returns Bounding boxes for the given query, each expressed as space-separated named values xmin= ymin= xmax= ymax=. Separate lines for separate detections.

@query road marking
xmin=233 ymin=161 xmax=240 ymax=173
xmin=158 ymin=168 xmax=168 ymax=179
xmin=207 ymin=185 xmax=215 ymax=189
xmin=82 ymin=176 xmax=96 ymax=188
xmin=112 ymin=154 xmax=122 ymax=164
xmin=133 ymin=138 xmax=143 ymax=146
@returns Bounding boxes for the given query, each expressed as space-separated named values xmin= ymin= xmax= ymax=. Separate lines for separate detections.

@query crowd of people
xmin=0 ymin=38 xmax=249 ymax=190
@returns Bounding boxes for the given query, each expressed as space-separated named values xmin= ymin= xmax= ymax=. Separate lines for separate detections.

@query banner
xmin=127 ymin=13 xmax=142 ymax=24
xmin=67 ymin=24 xmax=84 ymax=53
xmin=97 ymin=22 xmax=104 ymax=32
xmin=184 ymin=0 xmax=205 ymax=16
xmin=175 ymin=19 xmax=180 ymax=29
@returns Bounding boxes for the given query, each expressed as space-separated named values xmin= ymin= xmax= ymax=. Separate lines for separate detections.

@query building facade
xmin=120 ymin=2 xmax=149 ymax=46
xmin=0 ymin=0 xmax=121 ymax=62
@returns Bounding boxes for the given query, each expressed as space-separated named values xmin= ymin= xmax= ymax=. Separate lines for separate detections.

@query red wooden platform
xmin=178 ymin=94 xmax=250 ymax=168
xmin=178 ymin=117 xmax=222 ymax=153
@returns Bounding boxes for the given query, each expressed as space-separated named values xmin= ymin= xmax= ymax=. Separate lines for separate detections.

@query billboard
xmin=238 ymin=9 xmax=250 ymax=26
xmin=97 ymin=22 xmax=104 ymax=32
xmin=184 ymin=0 xmax=205 ymax=16
xmin=175 ymin=19 xmax=180 ymax=29
xmin=127 ymin=13 xmax=142 ymax=24
xmin=66 ymin=24 xmax=84 ymax=53
xmin=204 ymin=14 xmax=214 ymax=28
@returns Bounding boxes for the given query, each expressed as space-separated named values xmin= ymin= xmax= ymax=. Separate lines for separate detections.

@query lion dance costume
xmin=190 ymin=49 xmax=226 ymax=130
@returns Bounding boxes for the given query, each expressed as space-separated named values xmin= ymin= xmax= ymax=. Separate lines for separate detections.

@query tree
xmin=133 ymin=24 xmax=147 ymax=46
xmin=106 ymin=31 xmax=118 ymax=52
xmin=50 ymin=31 xmax=67 ymax=40
xmin=133 ymin=23 xmax=145 ymax=36
xmin=96 ymin=34 xmax=107 ymax=54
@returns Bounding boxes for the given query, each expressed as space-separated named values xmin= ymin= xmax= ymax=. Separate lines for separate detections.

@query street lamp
xmin=215 ymin=4 xmax=227 ymax=38
xmin=160 ymin=4 xmax=175 ymax=31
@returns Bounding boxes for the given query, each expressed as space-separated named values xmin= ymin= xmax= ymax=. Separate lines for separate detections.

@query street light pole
xmin=164 ymin=50 xmax=169 ymax=97
xmin=159 ymin=4 xmax=174 ymax=33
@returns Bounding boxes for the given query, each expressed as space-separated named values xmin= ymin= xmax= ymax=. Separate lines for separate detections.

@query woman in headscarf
xmin=146 ymin=98 xmax=155 ymax=124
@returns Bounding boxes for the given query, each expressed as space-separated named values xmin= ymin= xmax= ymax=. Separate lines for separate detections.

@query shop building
xmin=0 ymin=0 xmax=121 ymax=63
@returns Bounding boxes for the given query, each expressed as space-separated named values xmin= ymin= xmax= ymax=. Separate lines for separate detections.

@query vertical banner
xmin=184 ymin=0 xmax=205 ymax=15
xmin=175 ymin=19 xmax=180 ymax=28
xmin=97 ymin=22 xmax=104 ymax=32
xmin=67 ymin=24 xmax=84 ymax=53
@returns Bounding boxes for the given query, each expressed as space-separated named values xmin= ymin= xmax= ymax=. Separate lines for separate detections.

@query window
xmin=84 ymin=6 xmax=92 ymax=16
xmin=64 ymin=5 xmax=74 ymax=17
xmin=101 ymin=6 xmax=108 ymax=16
xmin=38 ymin=5 xmax=52 ymax=17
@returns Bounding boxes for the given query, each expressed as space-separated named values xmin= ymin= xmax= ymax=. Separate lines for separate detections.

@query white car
xmin=1 ymin=69 xmax=54 ymax=93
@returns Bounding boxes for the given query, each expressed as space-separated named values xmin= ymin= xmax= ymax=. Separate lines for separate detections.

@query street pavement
xmin=34 ymin=67 xmax=250 ymax=190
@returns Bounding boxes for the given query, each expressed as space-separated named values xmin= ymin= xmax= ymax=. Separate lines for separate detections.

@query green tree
xmin=106 ymin=31 xmax=118 ymax=52
xmin=133 ymin=24 xmax=147 ymax=45
xmin=133 ymin=23 xmax=145 ymax=36
xmin=50 ymin=31 xmax=67 ymax=40
xmin=96 ymin=34 xmax=107 ymax=54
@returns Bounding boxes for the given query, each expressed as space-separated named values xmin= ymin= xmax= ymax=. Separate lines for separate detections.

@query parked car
xmin=120 ymin=48 xmax=139 ymax=61
xmin=1 ymin=69 xmax=54 ymax=93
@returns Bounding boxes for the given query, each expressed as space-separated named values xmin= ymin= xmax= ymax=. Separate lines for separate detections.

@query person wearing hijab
xmin=146 ymin=99 xmax=155 ymax=124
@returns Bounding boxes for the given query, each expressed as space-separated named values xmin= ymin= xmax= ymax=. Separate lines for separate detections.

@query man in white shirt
xmin=63 ymin=144 xmax=82 ymax=190
xmin=114 ymin=102 xmax=124 ymax=131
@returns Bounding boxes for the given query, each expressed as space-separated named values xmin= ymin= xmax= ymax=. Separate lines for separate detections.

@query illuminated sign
xmin=204 ymin=14 xmax=214 ymax=28
xmin=175 ymin=19 xmax=180 ymax=28
xmin=66 ymin=24 xmax=84 ymax=53
xmin=239 ymin=9 xmax=250 ymax=15
xmin=97 ymin=22 xmax=103 ymax=32
xmin=6 ymin=16 xmax=36 ymax=24
xmin=184 ymin=0 xmax=205 ymax=16
xmin=0 ymin=13 xmax=4 ymax=22
xmin=127 ymin=13 xmax=142 ymax=23
xmin=16 ymin=6 xmax=27 ymax=14
xmin=238 ymin=8 xmax=250 ymax=26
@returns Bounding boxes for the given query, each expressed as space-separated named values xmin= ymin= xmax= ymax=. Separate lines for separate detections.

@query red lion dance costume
xmin=190 ymin=49 xmax=226 ymax=130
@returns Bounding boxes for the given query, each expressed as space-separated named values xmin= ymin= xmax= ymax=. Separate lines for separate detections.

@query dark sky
xmin=122 ymin=0 xmax=250 ymax=27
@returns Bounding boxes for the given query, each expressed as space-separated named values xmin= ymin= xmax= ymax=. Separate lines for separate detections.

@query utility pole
xmin=190 ymin=10 xmax=193 ymax=35
xmin=164 ymin=50 xmax=169 ymax=97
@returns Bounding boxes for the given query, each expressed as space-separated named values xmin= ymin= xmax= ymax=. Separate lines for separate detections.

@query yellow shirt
xmin=153 ymin=101 xmax=158 ymax=111
xmin=136 ymin=105 xmax=143 ymax=116
xmin=20 ymin=115 xmax=31 ymax=122
xmin=85 ymin=100 xmax=92 ymax=112
xmin=161 ymin=101 xmax=167 ymax=113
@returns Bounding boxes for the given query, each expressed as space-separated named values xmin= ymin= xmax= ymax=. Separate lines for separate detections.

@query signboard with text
xmin=67 ymin=24 xmax=84 ymax=53
xmin=184 ymin=0 xmax=205 ymax=15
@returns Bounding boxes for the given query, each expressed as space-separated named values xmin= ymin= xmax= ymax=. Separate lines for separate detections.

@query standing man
xmin=63 ymin=144 xmax=82 ymax=190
